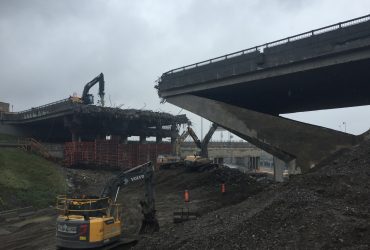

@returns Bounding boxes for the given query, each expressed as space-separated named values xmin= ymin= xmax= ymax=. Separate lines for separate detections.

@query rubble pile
xmin=136 ymin=140 xmax=370 ymax=249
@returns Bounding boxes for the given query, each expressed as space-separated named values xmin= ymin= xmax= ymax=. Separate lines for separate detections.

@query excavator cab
xmin=56 ymin=195 xmax=122 ymax=249
xmin=83 ymin=94 xmax=94 ymax=105
xmin=81 ymin=73 xmax=105 ymax=106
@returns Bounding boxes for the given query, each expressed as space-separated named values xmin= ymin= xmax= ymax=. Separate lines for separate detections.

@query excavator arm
xmin=186 ymin=124 xmax=218 ymax=158
xmin=100 ymin=162 xmax=159 ymax=234
xmin=82 ymin=73 xmax=105 ymax=106
xmin=200 ymin=123 xmax=218 ymax=158
xmin=174 ymin=130 xmax=190 ymax=156
xmin=187 ymin=127 xmax=202 ymax=149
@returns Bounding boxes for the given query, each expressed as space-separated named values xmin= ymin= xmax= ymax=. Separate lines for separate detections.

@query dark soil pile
xmin=135 ymin=140 xmax=370 ymax=249
xmin=119 ymin=165 xmax=266 ymax=235
xmin=0 ymin=163 xmax=265 ymax=250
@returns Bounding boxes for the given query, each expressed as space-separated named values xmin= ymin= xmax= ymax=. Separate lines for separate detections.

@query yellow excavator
xmin=156 ymin=129 xmax=190 ymax=169
xmin=156 ymin=124 xmax=218 ymax=170
xmin=56 ymin=162 xmax=159 ymax=249
xmin=184 ymin=123 xmax=218 ymax=169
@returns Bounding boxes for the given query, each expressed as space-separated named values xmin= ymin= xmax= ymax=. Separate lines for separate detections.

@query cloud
xmin=1 ymin=0 xmax=370 ymax=136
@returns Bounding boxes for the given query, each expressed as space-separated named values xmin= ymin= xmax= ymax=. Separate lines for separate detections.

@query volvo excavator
xmin=56 ymin=162 xmax=159 ymax=249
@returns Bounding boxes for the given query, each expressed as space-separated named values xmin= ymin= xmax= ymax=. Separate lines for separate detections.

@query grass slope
xmin=0 ymin=148 xmax=66 ymax=210
xmin=0 ymin=133 xmax=18 ymax=140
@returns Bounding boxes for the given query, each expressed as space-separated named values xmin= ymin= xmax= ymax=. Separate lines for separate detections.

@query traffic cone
xmin=184 ymin=190 xmax=190 ymax=203
xmin=221 ymin=183 xmax=226 ymax=194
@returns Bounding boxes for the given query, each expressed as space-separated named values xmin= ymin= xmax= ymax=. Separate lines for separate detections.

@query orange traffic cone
xmin=221 ymin=183 xmax=226 ymax=194
xmin=184 ymin=190 xmax=190 ymax=203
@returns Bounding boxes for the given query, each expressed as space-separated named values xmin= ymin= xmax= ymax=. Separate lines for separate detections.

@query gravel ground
xmin=2 ymin=138 xmax=369 ymax=250
xmin=135 ymin=140 xmax=370 ymax=249
xmin=0 ymin=164 xmax=265 ymax=250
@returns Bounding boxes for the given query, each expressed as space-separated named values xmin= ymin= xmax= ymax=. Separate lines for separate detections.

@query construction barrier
xmin=64 ymin=140 xmax=172 ymax=170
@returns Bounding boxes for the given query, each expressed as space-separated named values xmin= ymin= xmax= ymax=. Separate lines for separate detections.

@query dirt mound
xmin=119 ymin=165 xmax=266 ymax=235
xmin=135 ymin=140 xmax=370 ymax=249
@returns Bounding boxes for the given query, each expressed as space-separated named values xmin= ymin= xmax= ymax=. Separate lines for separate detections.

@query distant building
xmin=180 ymin=141 xmax=273 ymax=171
xmin=0 ymin=102 xmax=10 ymax=113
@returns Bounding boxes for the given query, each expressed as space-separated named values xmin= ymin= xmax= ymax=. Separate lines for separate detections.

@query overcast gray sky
xmin=1 ymin=0 xmax=370 ymax=137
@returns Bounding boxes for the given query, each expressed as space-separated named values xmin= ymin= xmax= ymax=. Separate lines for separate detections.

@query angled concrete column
xmin=156 ymin=125 xmax=163 ymax=143
xmin=170 ymin=124 xmax=177 ymax=147
xmin=167 ymin=94 xmax=359 ymax=173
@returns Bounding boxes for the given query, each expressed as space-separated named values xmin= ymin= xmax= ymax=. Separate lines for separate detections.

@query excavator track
xmin=100 ymin=237 xmax=138 ymax=250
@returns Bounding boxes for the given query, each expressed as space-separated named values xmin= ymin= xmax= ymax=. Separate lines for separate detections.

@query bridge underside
xmin=191 ymin=56 xmax=370 ymax=115
xmin=167 ymin=95 xmax=359 ymax=173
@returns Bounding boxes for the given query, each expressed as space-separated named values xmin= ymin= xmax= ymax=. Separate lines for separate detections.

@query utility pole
xmin=200 ymin=117 xmax=203 ymax=140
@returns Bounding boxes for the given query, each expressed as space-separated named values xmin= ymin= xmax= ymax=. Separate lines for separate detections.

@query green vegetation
xmin=0 ymin=148 xmax=66 ymax=210
xmin=0 ymin=133 xmax=18 ymax=141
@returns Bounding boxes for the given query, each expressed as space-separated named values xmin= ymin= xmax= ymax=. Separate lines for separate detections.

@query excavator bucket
xmin=139 ymin=202 xmax=160 ymax=234
xmin=139 ymin=217 xmax=160 ymax=234
xmin=173 ymin=208 xmax=198 ymax=223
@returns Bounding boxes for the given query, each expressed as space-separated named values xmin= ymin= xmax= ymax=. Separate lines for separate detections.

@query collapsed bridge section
xmin=0 ymin=98 xmax=188 ymax=143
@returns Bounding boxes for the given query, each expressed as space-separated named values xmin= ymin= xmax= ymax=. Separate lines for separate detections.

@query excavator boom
xmin=82 ymin=73 xmax=105 ymax=106
xmin=200 ymin=123 xmax=218 ymax=158
xmin=174 ymin=130 xmax=190 ymax=156
xmin=100 ymin=162 xmax=159 ymax=233
xmin=187 ymin=127 xmax=202 ymax=149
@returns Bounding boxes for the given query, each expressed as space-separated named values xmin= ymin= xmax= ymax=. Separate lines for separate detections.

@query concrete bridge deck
xmin=156 ymin=14 xmax=370 ymax=175
xmin=0 ymin=98 xmax=188 ymax=142
xmin=158 ymin=14 xmax=370 ymax=115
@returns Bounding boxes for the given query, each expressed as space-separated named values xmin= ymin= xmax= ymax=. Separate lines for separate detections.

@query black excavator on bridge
xmin=56 ymin=162 xmax=159 ymax=249
xmin=69 ymin=73 xmax=105 ymax=106
xmin=82 ymin=72 xmax=105 ymax=106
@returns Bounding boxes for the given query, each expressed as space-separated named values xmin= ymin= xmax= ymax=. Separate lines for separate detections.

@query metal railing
xmin=13 ymin=98 xmax=71 ymax=115
xmin=56 ymin=195 xmax=121 ymax=220
xmin=1 ymin=98 xmax=75 ymax=122
xmin=163 ymin=14 xmax=370 ymax=76
xmin=0 ymin=137 xmax=51 ymax=159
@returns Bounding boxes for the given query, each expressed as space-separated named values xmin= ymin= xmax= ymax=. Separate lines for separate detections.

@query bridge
xmin=0 ymin=98 xmax=188 ymax=143
xmin=156 ymin=14 xmax=370 ymax=175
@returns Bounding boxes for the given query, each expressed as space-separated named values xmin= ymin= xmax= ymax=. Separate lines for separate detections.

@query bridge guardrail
xmin=14 ymin=98 xmax=70 ymax=115
xmin=162 ymin=14 xmax=370 ymax=76
xmin=2 ymin=98 xmax=74 ymax=121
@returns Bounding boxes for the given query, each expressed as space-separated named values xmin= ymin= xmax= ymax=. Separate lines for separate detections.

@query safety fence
xmin=64 ymin=140 xmax=172 ymax=169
